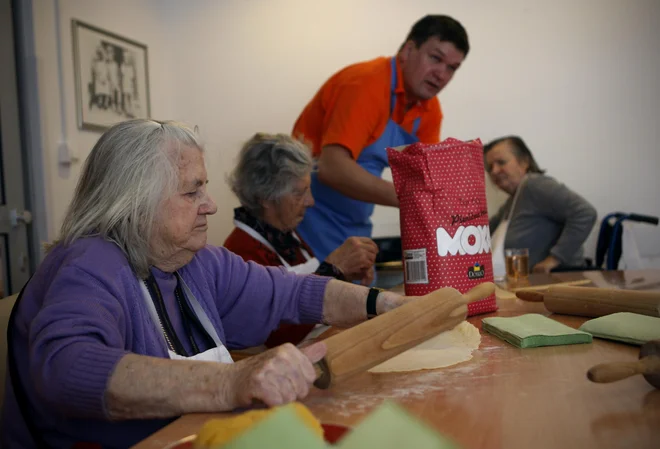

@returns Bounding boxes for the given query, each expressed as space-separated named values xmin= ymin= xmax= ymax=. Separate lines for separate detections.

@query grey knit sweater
xmin=489 ymin=173 xmax=598 ymax=268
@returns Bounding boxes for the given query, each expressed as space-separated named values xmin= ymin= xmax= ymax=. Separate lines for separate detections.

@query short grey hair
xmin=228 ymin=133 xmax=312 ymax=217
xmin=54 ymin=119 xmax=203 ymax=278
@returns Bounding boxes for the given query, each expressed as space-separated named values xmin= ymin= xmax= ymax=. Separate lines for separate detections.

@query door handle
xmin=9 ymin=209 xmax=33 ymax=228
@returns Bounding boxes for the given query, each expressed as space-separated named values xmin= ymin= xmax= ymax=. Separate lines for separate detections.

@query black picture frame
xmin=72 ymin=20 xmax=151 ymax=131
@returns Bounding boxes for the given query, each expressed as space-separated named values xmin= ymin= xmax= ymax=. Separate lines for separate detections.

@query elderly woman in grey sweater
xmin=484 ymin=136 xmax=597 ymax=273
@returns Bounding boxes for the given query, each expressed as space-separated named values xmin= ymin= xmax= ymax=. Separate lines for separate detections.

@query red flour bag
xmin=387 ymin=138 xmax=497 ymax=316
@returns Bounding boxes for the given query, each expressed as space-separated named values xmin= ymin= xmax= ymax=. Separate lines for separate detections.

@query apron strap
xmin=505 ymin=175 xmax=528 ymax=221
xmin=291 ymin=231 xmax=313 ymax=262
xmin=234 ymin=219 xmax=310 ymax=268
xmin=174 ymin=273 xmax=218 ymax=352
xmin=143 ymin=275 xmax=189 ymax=356
xmin=412 ymin=117 xmax=421 ymax=136
xmin=389 ymin=57 xmax=398 ymax=115
xmin=143 ymin=274 xmax=218 ymax=357
xmin=389 ymin=57 xmax=420 ymax=138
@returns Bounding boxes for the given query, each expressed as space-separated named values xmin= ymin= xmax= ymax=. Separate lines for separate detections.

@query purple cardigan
xmin=0 ymin=237 xmax=330 ymax=448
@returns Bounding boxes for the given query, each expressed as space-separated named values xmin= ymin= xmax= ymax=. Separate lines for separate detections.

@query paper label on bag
xmin=404 ymin=248 xmax=429 ymax=284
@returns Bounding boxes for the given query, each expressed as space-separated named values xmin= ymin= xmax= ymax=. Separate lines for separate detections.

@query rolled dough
xmin=368 ymin=321 xmax=481 ymax=373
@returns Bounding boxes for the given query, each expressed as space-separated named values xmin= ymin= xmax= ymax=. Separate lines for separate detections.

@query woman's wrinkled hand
xmin=229 ymin=341 xmax=327 ymax=408
xmin=359 ymin=266 xmax=375 ymax=286
xmin=325 ymin=237 xmax=378 ymax=282
xmin=532 ymin=255 xmax=560 ymax=273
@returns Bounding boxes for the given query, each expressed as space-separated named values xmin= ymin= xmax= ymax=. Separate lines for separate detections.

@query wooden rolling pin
xmin=587 ymin=339 xmax=660 ymax=389
xmin=313 ymin=282 xmax=495 ymax=389
xmin=516 ymin=286 xmax=660 ymax=318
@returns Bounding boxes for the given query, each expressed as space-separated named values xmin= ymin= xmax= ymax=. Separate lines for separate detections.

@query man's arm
xmin=317 ymin=145 xmax=399 ymax=207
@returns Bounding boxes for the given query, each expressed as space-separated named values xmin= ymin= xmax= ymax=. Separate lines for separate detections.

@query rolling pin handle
xmin=313 ymin=357 xmax=332 ymax=390
xmin=463 ymin=282 xmax=496 ymax=303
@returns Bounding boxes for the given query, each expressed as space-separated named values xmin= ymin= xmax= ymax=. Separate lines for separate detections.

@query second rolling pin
xmin=516 ymin=286 xmax=660 ymax=318
xmin=587 ymin=339 xmax=660 ymax=389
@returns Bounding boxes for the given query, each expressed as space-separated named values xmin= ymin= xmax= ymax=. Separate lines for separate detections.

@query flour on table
xmin=368 ymin=321 xmax=481 ymax=373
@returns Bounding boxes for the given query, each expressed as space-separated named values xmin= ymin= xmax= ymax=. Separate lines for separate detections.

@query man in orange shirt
xmin=293 ymin=15 xmax=470 ymax=263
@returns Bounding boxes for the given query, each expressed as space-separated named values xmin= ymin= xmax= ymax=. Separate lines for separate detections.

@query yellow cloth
xmin=194 ymin=403 xmax=323 ymax=448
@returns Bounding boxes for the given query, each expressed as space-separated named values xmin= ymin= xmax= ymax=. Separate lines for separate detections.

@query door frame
xmin=11 ymin=0 xmax=50 ymax=277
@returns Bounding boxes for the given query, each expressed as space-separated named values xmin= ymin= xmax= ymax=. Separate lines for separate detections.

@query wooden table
xmin=133 ymin=270 xmax=660 ymax=449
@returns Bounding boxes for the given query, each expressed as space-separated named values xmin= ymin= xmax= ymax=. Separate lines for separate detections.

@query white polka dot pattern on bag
xmin=387 ymin=138 xmax=497 ymax=316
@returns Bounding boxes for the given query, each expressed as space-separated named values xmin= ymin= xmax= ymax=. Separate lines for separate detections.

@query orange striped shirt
xmin=293 ymin=56 xmax=442 ymax=159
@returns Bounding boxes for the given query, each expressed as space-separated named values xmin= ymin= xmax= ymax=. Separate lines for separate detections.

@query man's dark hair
xmin=484 ymin=136 xmax=546 ymax=174
xmin=404 ymin=15 xmax=470 ymax=56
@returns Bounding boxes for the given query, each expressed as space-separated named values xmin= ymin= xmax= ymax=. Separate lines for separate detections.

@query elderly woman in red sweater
xmin=224 ymin=133 xmax=379 ymax=346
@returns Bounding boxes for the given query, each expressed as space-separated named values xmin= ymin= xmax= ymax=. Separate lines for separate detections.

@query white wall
xmin=29 ymin=0 xmax=660 ymax=261
xmin=29 ymin=0 xmax=176 ymax=240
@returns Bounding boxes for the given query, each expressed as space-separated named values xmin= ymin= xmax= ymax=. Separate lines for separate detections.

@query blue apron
xmin=297 ymin=57 xmax=421 ymax=262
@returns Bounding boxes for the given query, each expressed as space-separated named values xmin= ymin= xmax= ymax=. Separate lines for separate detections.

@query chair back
xmin=595 ymin=213 xmax=659 ymax=269
xmin=0 ymin=293 xmax=18 ymax=409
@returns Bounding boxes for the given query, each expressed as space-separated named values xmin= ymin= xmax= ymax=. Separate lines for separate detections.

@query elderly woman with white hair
xmin=225 ymin=133 xmax=378 ymax=283
xmin=224 ymin=133 xmax=380 ymax=347
xmin=0 ymin=120 xmax=412 ymax=448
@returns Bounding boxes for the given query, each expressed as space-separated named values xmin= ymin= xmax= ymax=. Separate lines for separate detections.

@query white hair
xmin=228 ymin=133 xmax=312 ymax=217
xmin=55 ymin=119 xmax=203 ymax=278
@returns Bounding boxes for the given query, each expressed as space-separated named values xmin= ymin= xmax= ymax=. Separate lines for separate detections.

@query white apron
xmin=139 ymin=275 xmax=234 ymax=363
xmin=234 ymin=219 xmax=328 ymax=341
xmin=491 ymin=176 xmax=527 ymax=278
xmin=233 ymin=220 xmax=321 ymax=274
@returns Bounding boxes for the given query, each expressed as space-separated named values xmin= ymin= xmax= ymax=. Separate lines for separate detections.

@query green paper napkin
xmin=482 ymin=314 xmax=592 ymax=348
xmin=337 ymin=401 xmax=461 ymax=449
xmin=579 ymin=312 xmax=660 ymax=345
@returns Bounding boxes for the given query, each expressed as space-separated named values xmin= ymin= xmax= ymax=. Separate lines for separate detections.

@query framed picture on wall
xmin=72 ymin=20 xmax=150 ymax=131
